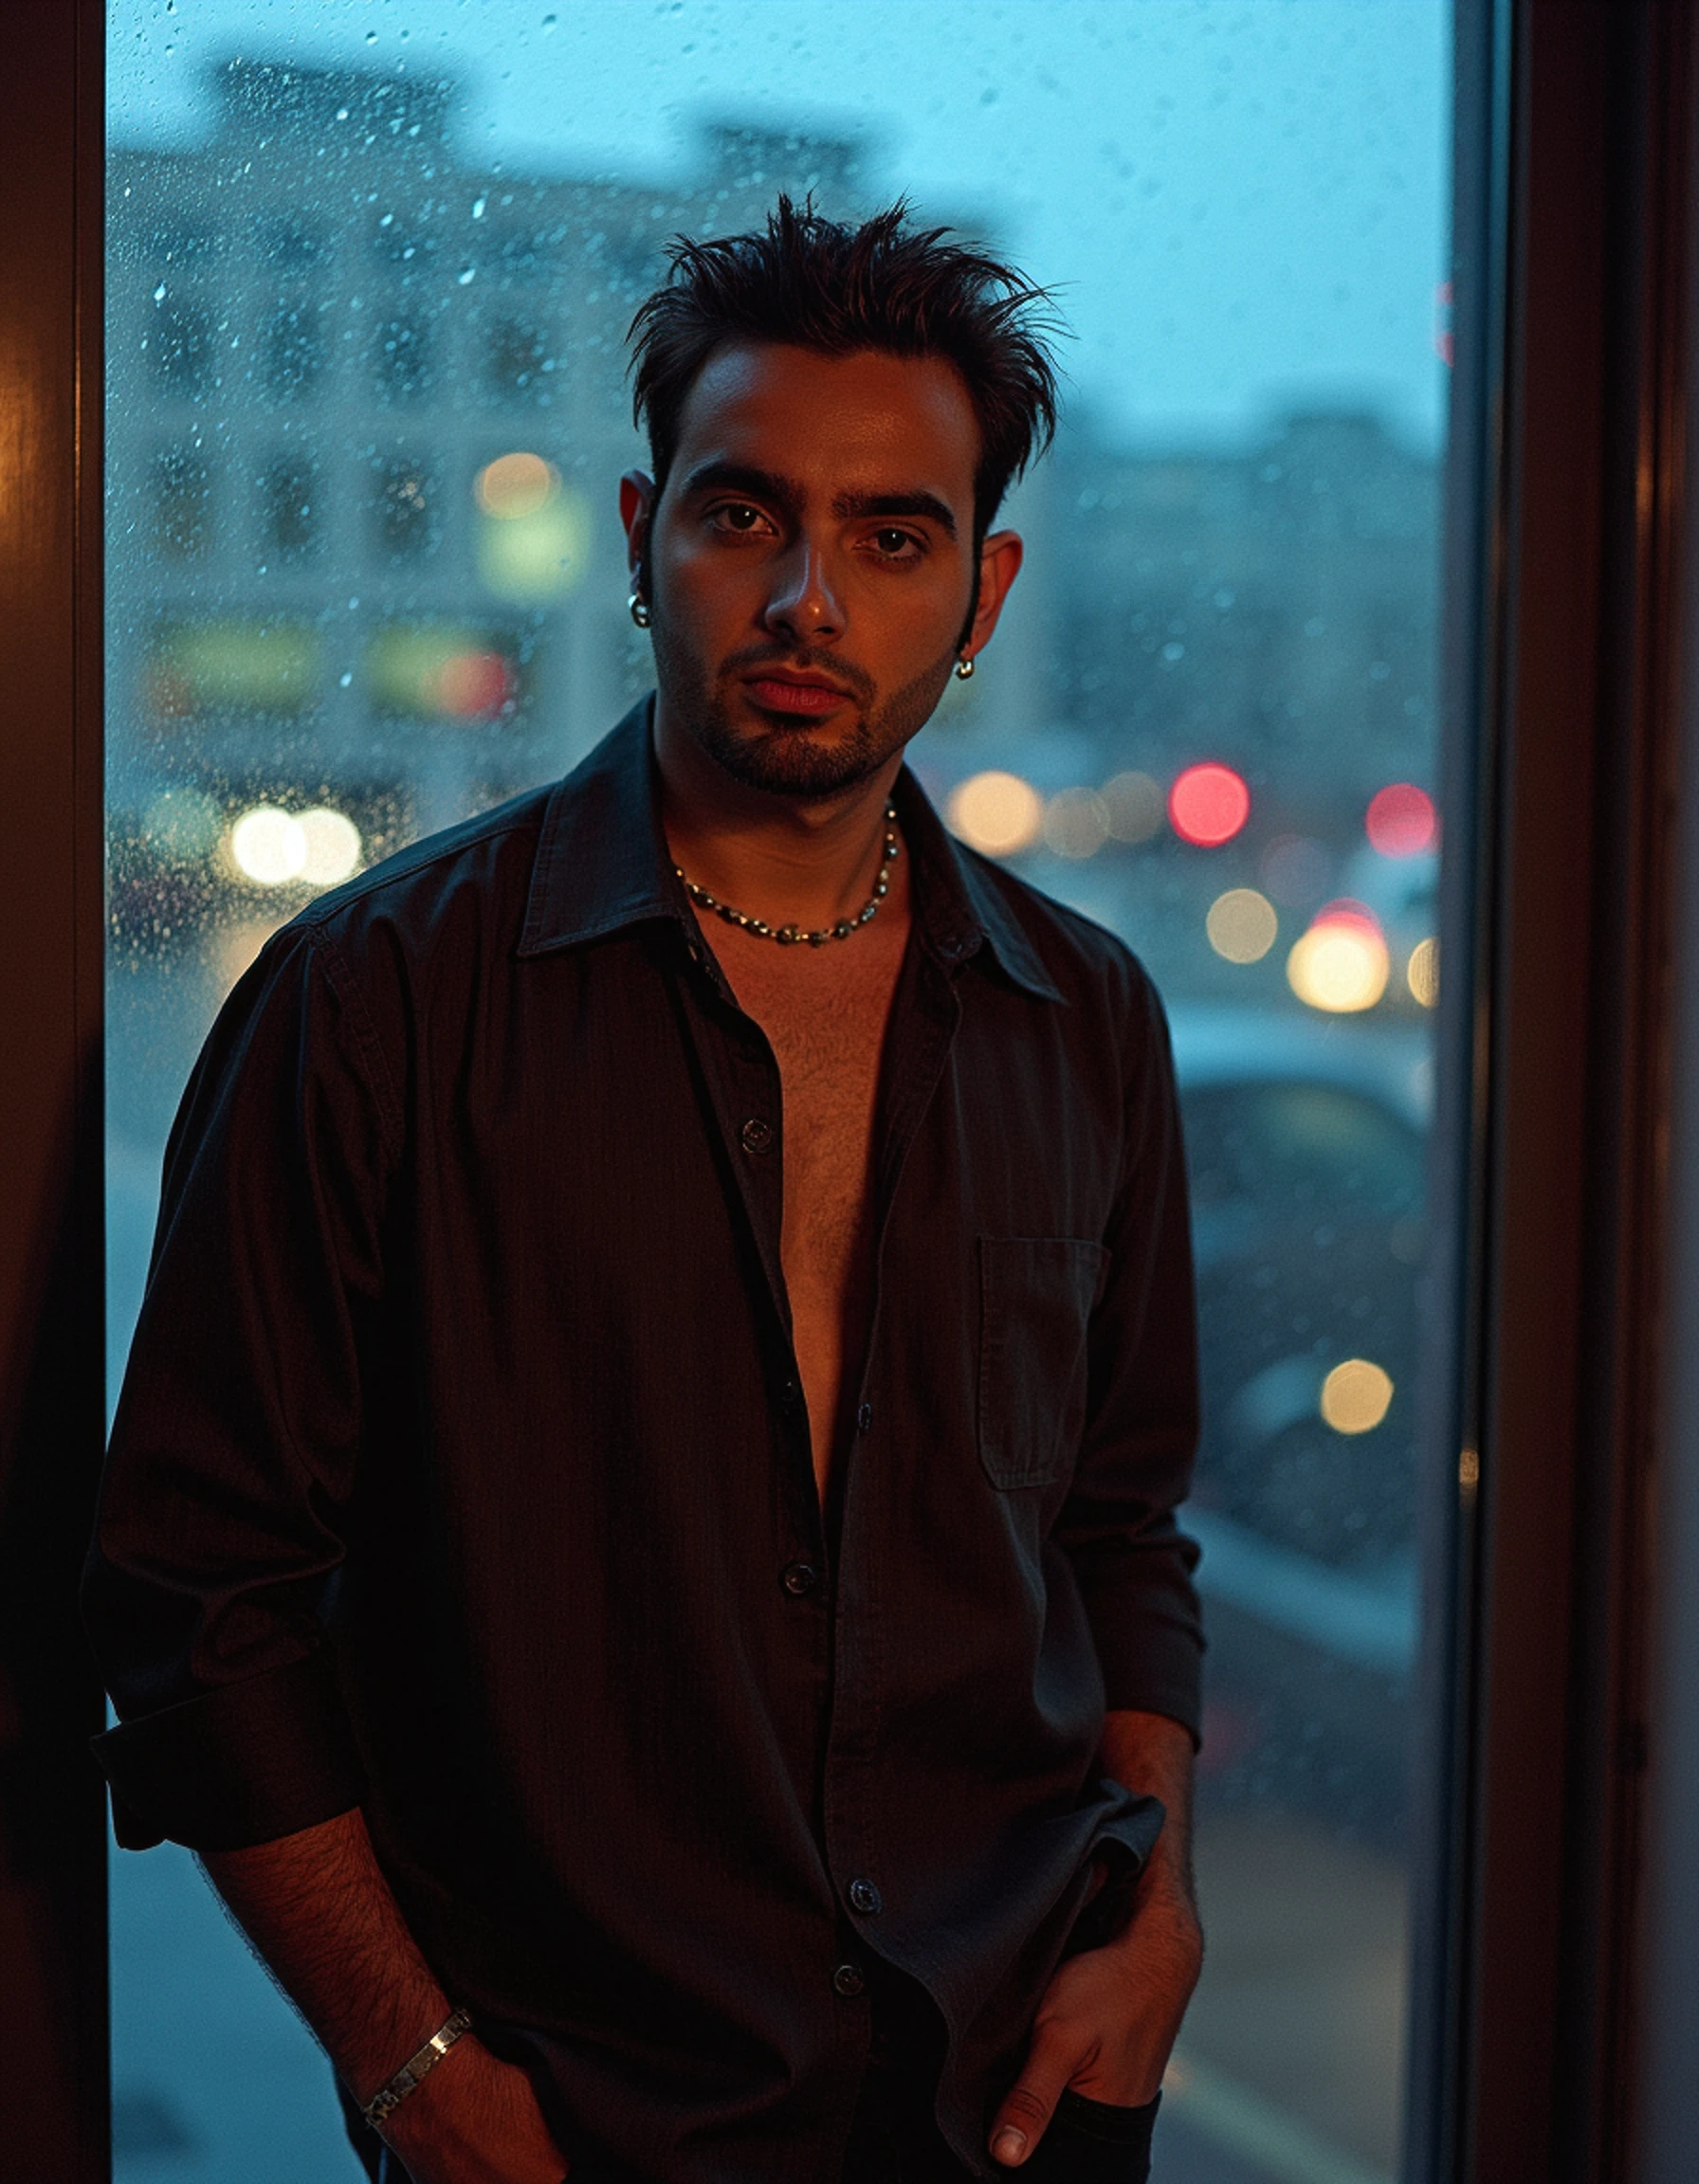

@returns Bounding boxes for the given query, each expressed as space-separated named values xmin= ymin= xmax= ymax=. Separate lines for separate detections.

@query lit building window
xmin=153 ymin=448 xmax=210 ymax=560
xmin=146 ymin=621 xmax=321 ymax=720
xmin=373 ymin=458 xmax=435 ymax=560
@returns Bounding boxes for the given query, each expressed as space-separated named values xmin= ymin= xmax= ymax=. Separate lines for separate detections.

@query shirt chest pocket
xmin=977 ymin=1236 xmax=1110 ymax=1490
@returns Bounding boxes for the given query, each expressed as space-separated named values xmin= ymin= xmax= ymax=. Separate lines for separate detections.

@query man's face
xmin=627 ymin=341 xmax=1001 ymax=801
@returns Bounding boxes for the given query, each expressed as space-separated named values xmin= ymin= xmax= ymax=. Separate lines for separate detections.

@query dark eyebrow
xmin=676 ymin=461 xmax=959 ymax=542
xmin=831 ymin=488 xmax=958 ymax=540
xmin=676 ymin=461 xmax=805 ymax=519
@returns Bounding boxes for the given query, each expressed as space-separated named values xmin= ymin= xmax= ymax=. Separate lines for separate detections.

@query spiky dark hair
xmin=628 ymin=195 xmax=1064 ymax=539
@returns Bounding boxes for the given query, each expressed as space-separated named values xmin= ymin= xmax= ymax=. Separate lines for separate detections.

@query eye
xmin=868 ymin=526 xmax=924 ymax=561
xmin=707 ymin=501 xmax=774 ymax=537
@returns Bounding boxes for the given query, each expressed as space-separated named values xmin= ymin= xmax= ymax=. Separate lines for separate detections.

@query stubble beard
xmin=651 ymin=618 xmax=959 ymax=802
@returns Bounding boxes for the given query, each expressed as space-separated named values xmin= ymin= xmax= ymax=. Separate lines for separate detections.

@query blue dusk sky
xmin=112 ymin=0 xmax=1452 ymax=451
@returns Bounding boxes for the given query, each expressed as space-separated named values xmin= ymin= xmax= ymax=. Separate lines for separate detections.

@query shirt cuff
xmin=1077 ymin=1583 xmax=1205 ymax=1742
xmin=94 ymin=1647 xmax=366 ymax=1851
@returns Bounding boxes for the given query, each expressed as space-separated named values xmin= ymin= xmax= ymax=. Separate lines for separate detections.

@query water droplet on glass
xmin=339 ymin=671 xmax=354 ymax=688
xmin=542 ymin=12 xmax=558 ymax=27
xmin=458 ymin=266 xmax=476 ymax=285
xmin=472 ymin=196 xmax=486 ymax=218
xmin=153 ymin=282 xmax=167 ymax=302
xmin=366 ymin=28 xmax=377 ymax=42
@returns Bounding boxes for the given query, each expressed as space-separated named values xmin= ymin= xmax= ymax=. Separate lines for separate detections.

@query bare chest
xmin=718 ymin=921 xmax=904 ymax=1266
xmin=703 ymin=913 xmax=908 ymax=1484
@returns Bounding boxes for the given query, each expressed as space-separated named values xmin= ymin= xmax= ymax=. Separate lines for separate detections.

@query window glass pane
xmin=106 ymin=8 xmax=1457 ymax=2179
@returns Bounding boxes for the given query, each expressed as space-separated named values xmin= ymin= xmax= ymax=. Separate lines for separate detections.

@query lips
xmin=741 ymin=674 xmax=852 ymax=717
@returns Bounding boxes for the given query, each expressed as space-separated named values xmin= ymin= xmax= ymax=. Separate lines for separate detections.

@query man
xmin=85 ymin=200 xmax=1204 ymax=2184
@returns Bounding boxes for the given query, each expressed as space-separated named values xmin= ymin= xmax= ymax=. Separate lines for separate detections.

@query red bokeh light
xmin=1168 ymin=762 xmax=1251 ymax=846
xmin=1365 ymin=782 xmax=1437 ymax=858
xmin=432 ymin=650 xmax=516 ymax=719
xmin=1312 ymin=898 xmax=1384 ymax=940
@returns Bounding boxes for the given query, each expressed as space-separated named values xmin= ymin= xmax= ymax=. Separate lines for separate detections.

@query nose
xmin=763 ymin=537 xmax=845 ymax=646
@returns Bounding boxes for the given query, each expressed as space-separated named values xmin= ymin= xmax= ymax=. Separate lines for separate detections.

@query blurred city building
xmin=108 ymin=55 xmax=1441 ymax=1072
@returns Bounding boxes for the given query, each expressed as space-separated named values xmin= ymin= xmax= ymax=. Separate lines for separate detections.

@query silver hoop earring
xmin=954 ymin=653 xmax=975 ymax=680
xmin=628 ymin=592 xmax=651 ymax=629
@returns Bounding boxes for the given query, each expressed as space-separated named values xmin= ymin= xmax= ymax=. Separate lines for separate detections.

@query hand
xmin=377 ymin=2033 xmax=571 ymax=2184
xmin=987 ymin=1877 xmax=1202 ymax=2168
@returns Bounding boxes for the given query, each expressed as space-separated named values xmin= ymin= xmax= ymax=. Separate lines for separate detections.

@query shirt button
xmin=848 ymin=1878 xmax=883 ymax=1916
xmin=740 ymin=1117 xmax=776 ymax=1156
xmin=832 ymin=1962 xmax=866 ymax=1998
xmin=781 ymin=1561 xmax=817 ymax=1597
xmin=857 ymin=1402 xmax=874 ymax=1434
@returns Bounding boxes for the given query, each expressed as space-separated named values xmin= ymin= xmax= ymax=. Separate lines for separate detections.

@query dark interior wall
xmin=0 ymin=5 xmax=110 ymax=2178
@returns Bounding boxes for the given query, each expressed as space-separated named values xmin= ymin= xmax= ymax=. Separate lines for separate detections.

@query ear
xmin=619 ymin=470 xmax=655 ymax=581
xmin=960 ymin=529 xmax=1024 ymax=666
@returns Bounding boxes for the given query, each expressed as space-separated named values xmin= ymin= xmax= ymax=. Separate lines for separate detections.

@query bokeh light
xmin=1365 ymin=781 xmax=1437 ymax=858
xmin=946 ymin=771 xmax=1044 ymax=858
xmin=1320 ymin=1358 xmax=1395 ymax=1435
xmin=1287 ymin=902 xmax=1390 ymax=1012
xmin=475 ymin=451 xmax=558 ymax=519
xmin=432 ymin=650 xmax=516 ymax=718
xmin=1206 ymin=888 xmax=1278 ymax=963
xmin=1407 ymin=936 xmax=1439 ymax=1007
xmin=298 ymin=809 xmax=363 ymax=887
xmin=1044 ymin=788 xmax=1110 ymax=859
xmin=229 ymin=807 xmax=307 ymax=886
xmin=1169 ymin=761 xmax=1251 ymax=846
xmin=1102 ymin=770 xmax=1164 ymax=844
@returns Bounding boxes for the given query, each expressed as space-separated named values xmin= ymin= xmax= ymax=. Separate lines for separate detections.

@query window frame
xmin=3 ymin=5 xmax=1692 ymax=2176
xmin=1 ymin=6 xmax=109 ymax=2180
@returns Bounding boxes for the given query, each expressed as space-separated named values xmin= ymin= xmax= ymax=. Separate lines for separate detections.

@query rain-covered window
xmin=107 ymin=8 xmax=1460 ymax=2180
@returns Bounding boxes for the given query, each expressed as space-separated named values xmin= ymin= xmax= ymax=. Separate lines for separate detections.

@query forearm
xmin=199 ymin=1806 xmax=451 ymax=2103
xmin=990 ymin=1708 xmax=1203 ymax=2156
xmin=1099 ymin=1706 xmax=1197 ymax=1911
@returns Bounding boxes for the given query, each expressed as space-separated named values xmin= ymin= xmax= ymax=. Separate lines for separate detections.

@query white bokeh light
xmin=229 ymin=807 xmax=308 ymax=886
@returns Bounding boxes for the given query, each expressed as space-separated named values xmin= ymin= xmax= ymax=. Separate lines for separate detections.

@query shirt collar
xmin=518 ymin=695 xmax=1063 ymax=1003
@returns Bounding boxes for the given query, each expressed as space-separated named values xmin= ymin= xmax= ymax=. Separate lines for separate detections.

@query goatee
xmin=651 ymin=624 xmax=958 ymax=801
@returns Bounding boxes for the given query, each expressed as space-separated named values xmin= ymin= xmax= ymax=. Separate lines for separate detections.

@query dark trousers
xmin=843 ymin=1960 xmax=1158 ymax=2182
xmin=337 ymin=1964 xmax=1160 ymax=2184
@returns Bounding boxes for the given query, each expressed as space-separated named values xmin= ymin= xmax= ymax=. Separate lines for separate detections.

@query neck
xmin=652 ymin=696 xmax=906 ymax=933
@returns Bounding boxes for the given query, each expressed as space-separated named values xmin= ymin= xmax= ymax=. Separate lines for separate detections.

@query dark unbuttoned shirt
xmin=84 ymin=701 xmax=1202 ymax=2184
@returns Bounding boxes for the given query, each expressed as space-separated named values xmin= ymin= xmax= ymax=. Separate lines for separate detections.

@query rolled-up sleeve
xmin=1056 ymin=971 xmax=1204 ymax=1738
xmin=83 ymin=922 xmax=397 ymax=1850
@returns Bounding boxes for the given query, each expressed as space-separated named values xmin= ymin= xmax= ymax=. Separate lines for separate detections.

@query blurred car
xmin=1170 ymin=1006 xmax=1432 ymax=1846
